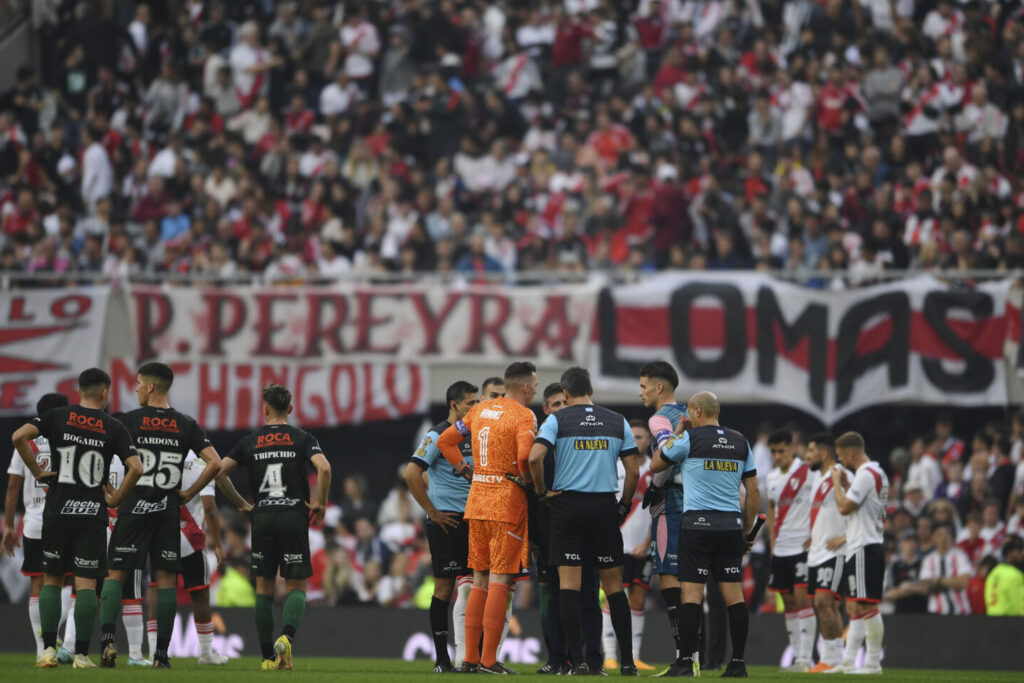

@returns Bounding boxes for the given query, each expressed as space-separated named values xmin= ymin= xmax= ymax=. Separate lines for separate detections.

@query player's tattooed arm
xmin=215 ymin=457 xmax=254 ymax=514
xmin=11 ymin=424 xmax=52 ymax=482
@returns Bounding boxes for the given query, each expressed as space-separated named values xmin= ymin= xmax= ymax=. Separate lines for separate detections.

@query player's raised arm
xmin=651 ymin=431 xmax=690 ymax=473
xmin=180 ymin=424 xmax=221 ymax=504
xmin=437 ymin=420 xmax=471 ymax=473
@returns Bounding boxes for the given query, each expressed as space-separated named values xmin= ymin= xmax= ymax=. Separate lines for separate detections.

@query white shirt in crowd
xmin=81 ymin=141 xmax=113 ymax=208
xmin=919 ymin=545 xmax=972 ymax=615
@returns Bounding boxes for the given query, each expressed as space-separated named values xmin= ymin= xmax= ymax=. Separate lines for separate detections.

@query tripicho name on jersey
xmin=253 ymin=451 xmax=296 ymax=461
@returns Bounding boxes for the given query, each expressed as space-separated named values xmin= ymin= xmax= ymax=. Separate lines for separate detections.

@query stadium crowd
xmin=2 ymin=0 xmax=1024 ymax=284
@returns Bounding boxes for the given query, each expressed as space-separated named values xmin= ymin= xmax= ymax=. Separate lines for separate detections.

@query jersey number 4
xmin=136 ymin=448 xmax=184 ymax=490
xmin=259 ymin=463 xmax=286 ymax=498
xmin=56 ymin=445 xmax=105 ymax=487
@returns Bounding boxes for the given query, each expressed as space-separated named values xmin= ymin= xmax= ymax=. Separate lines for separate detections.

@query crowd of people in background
xmin=2 ymin=0 xmax=1024 ymax=285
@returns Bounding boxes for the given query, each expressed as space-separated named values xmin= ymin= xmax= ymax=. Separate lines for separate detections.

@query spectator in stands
xmin=883 ymin=530 xmax=928 ymax=614
xmin=985 ymin=536 xmax=1024 ymax=616
xmin=919 ymin=523 xmax=973 ymax=615
xmin=341 ymin=473 xmax=378 ymax=531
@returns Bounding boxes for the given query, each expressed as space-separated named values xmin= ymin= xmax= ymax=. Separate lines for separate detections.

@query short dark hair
xmin=138 ymin=361 xmax=174 ymax=393
xmin=36 ymin=392 xmax=69 ymax=416
xmin=559 ymin=366 xmax=593 ymax=398
xmin=262 ymin=384 xmax=292 ymax=414
xmin=503 ymin=361 xmax=536 ymax=385
xmin=808 ymin=432 xmax=835 ymax=454
xmin=974 ymin=432 xmax=994 ymax=450
xmin=978 ymin=555 xmax=1000 ymax=574
xmin=446 ymin=380 xmax=478 ymax=406
xmin=628 ymin=418 xmax=650 ymax=432
xmin=543 ymin=383 xmax=564 ymax=401
xmin=640 ymin=361 xmax=678 ymax=390
xmin=768 ymin=430 xmax=793 ymax=446
xmin=481 ymin=376 xmax=504 ymax=392
xmin=835 ymin=431 xmax=866 ymax=452
xmin=78 ymin=367 xmax=112 ymax=396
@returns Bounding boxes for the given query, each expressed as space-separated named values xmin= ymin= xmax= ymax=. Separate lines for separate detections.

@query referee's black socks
xmin=727 ymin=602 xmax=748 ymax=660
xmin=660 ymin=587 xmax=683 ymax=662
xmin=606 ymin=590 xmax=634 ymax=665
xmin=679 ymin=602 xmax=701 ymax=660
xmin=429 ymin=596 xmax=452 ymax=667
xmin=558 ymin=589 xmax=584 ymax=665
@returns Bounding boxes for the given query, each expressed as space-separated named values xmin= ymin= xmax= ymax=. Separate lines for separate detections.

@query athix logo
xmin=61 ymin=499 xmax=101 ymax=516
xmin=582 ymin=415 xmax=604 ymax=426
xmin=256 ymin=432 xmax=293 ymax=448
xmin=132 ymin=499 xmax=168 ymax=514
xmin=718 ymin=437 xmax=728 ymax=444
xmin=140 ymin=416 xmax=179 ymax=432
xmin=66 ymin=411 xmax=105 ymax=434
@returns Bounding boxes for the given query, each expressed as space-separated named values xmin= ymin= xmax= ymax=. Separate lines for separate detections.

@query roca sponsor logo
xmin=132 ymin=499 xmax=168 ymax=514
xmin=66 ymin=411 xmax=105 ymax=432
xmin=256 ymin=432 xmax=294 ymax=448
xmin=61 ymin=499 xmax=101 ymax=516
xmin=141 ymin=416 xmax=179 ymax=432
xmin=283 ymin=554 xmax=303 ymax=564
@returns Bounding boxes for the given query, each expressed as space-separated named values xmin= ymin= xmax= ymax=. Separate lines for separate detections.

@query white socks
xmin=601 ymin=606 xmax=617 ymax=660
xmin=842 ymin=615 xmax=866 ymax=667
xmin=29 ymin=595 xmax=43 ymax=656
xmin=785 ymin=611 xmax=800 ymax=658
xmin=63 ymin=598 xmax=77 ymax=648
xmin=59 ymin=586 xmax=72 ymax=634
xmin=863 ymin=610 xmax=883 ymax=668
xmin=147 ymin=618 xmax=157 ymax=659
xmin=196 ymin=620 xmax=215 ymax=658
xmin=797 ymin=607 xmax=816 ymax=663
xmin=825 ymin=637 xmax=844 ymax=666
xmin=123 ymin=601 xmax=144 ymax=660
xmin=631 ymin=609 xmax=645 ymax=661
xmin=453 ymin=577 xmax=472 ymax=667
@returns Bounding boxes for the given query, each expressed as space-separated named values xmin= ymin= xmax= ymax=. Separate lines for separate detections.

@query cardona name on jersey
xmin=61 ymin=499 xmax=102 ymax=516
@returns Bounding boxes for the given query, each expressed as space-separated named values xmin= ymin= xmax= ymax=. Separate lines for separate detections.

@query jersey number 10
xmin=56 ymin=446 xmax=104 ymax=487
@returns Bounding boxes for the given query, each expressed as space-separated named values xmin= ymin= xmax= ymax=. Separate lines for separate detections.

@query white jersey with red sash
xmin=769 ymin=458 xmax=815 ymax=557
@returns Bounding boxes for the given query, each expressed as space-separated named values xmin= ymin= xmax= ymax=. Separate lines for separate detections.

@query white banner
xmin=0 ymin=288 xmax=109 ymax=415
xmin=591 ymin=273 xmax=1011 ymax=423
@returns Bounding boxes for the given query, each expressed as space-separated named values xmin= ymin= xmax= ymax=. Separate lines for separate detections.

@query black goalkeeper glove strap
xmin=617 ymin=499 xmax=630 ymax=525
xmin=642 ymin=483 xmax=665 ymax=510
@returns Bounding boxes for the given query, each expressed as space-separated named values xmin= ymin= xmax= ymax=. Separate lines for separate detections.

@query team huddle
xmin=7 ymin=364 xmax=330 ymax=670
xmin=4 ymin=358 xmax=890 ymax=676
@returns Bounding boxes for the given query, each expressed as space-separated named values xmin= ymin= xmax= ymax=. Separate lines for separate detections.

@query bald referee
xmin=651 ymin=392 xmax=759 ymax=678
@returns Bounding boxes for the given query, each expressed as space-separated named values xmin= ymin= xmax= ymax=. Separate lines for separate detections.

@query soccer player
xmin=832 ymin=431 xmax=889 ymax=675
xmin=636 ymin=360 xmax=691 ymax=676
xmin=163 ymin=450 xmax=229 ymax=665
xmin=216 ymin=384 xmax=330 ymax=670
xmin=3 ymin=393 xmax=71 ymax=659
xmin=403 ymin=380 xmax=479 ymax=672
xmin=437 ymin=361 xmax=538 ymax=674
xmin=529 ymin=366 xmax=639 ymax=677
xmin=602 ymin=419 xmax=654 ymax=672
xmin=764 ymin=430 xmax=816 ymax=671
xmin=11 ymin=368 xmax=143 ymax=668
xmin=99 ymin=362 xmax=221 ymax=669
xmin=804 ymin=433 xmax=849 ymax=672
xmin=652 ymin=391 xmax=760 ymax=679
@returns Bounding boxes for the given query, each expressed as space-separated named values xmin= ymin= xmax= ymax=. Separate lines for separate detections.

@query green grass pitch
xmin=2 ymin=655 xmax=1021 ymax=681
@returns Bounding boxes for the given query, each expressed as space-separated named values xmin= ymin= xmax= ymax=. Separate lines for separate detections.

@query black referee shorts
xmin=548 ymin=492 xmax=622 ymax=569
xmin=677 ymin=527 xmax=744 ymax=584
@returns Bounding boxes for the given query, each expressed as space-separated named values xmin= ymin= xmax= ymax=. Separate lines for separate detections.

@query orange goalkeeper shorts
xmin=467 ymin=516 xmax=528 ymax=575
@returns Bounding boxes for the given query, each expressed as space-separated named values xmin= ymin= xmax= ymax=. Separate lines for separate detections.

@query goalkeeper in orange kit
xmin=437 ymin=361 xmax=539 ymax=674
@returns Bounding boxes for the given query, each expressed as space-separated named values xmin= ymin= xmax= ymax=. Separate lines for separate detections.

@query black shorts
xmin=842 ymin=545 xmax=884 ymax=603
xmin=425 ymin=513 xmax=470 ymax=578
xmin=251 ymin=511 xmax=312 ymax=580
xmin=41 ymin=516 xmax=107 ymax=579
xmin=809 ymin=556 xmax=845 ymax=598
xmin=22 ymin=536 xmax=42 ymax=576
xmin=677 ymin=527 xmax=743 ymax=584
xmin=107 ymin=512 xmax=181 ymax=573
xmin=181 ymin=551 xmax=211 ymax=592
xmin=122 ymin=569 xmax=145 ymax=601
xmin=622 ymin=553 xmax=653 ymax=589
xmin=548 ymin=492 xmax=622 ymax=569
xmin=769 ymin=553 xmax=809 ymax=592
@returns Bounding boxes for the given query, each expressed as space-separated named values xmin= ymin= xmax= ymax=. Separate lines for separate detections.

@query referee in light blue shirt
xmin=528 ymin=367 xmax=640 ymax=677
xmin=650 ymin=391 xmax=760 ymax=678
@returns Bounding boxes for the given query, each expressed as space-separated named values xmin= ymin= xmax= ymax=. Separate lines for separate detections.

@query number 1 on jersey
xmin=259 ymin=463 xmax=286 ymax=498
xmin=477 ymin=427 xmax=490 ymax=467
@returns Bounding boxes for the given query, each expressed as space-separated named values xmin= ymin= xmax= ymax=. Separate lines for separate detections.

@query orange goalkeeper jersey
xmin=437 ymin=397 xmax=537 ymax=523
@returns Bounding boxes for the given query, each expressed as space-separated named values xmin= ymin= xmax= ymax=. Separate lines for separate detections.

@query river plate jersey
xmin=118 ymin=406 xmax=211 ymax=515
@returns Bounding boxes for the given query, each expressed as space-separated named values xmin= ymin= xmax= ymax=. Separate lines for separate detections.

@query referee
xmin=528 ymin=367 xmax=640 ymax=677
xmin=651 ymin=392 xmax=760 ymax=678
